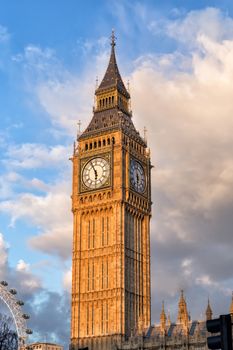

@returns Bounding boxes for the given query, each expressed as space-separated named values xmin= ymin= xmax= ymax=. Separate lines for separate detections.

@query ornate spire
xmin=160 ymin=301 xmax=167 ymax=334
xmin=206 ymin=298 xmax=213 ymax=321
xmin=96 ymin=31 xmax=130 ymax=99
xmin=177 ymin=290 xmax=189 ymax=328
xmin=230 ymin=292 xmax=233 ymax=315
xmin=79 ymin=32 xmax=146 ymax=144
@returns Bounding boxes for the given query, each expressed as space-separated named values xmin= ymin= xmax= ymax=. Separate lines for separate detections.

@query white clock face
xmin=130 ymin=159 xmax=146 ymax=193
xmin=82 ymin=157 xmax=110 ymax=189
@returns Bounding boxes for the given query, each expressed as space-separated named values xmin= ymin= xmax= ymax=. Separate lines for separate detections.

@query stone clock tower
xmin=70 ymin=32 xmax=152 ymax=350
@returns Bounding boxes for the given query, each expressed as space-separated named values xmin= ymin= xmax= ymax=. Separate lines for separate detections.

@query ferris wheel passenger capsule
xmin=9 ymin=288 xmax=17 ymax=295
xmin=17 ymin=300 xmax=24 ymax=306
xmin=0 ymin=281 xmax=8 ymax=286
xmin=26 ymin=329 xmax=33 ymax=334
xmin=22 ymin=314 xmax=30 ymax=319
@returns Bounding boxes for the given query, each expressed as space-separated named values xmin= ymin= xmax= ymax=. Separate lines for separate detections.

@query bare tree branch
xmin=0 ymin=314 xmax=18 ymax=350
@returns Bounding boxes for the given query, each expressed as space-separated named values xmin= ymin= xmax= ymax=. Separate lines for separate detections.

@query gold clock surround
xmin=79 ymin=152 xmax=112 ymax=193
xmin=130 ymin=157 xmax=147 ymax=196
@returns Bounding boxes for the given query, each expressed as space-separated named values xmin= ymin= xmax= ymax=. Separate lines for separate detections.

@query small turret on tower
xmin=160 ymin=301 xmax=167 ymax=334
xmin=205 ymin=298 xmax=213 ymax=321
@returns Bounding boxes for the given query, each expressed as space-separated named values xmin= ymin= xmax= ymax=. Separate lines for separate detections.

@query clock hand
xmin=136 ymin=172 xmax=139 ymax=188
xmin=90 ymin=161 xmax=95 ymax=171
xmin=91 ymin=161 xmax=98 ymax=180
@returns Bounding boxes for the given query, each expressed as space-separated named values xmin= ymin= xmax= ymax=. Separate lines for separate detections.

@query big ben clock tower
xmin=70 ymin=32 xmax=152 ymax=350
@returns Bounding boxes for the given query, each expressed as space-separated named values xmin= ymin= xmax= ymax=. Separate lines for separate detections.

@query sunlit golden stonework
xmin=70 ymin=32 xmax=152 ymax=350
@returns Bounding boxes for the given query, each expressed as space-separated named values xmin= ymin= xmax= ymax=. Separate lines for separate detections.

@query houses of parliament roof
xmin=121 ymin=291 xmax=233 ymax=350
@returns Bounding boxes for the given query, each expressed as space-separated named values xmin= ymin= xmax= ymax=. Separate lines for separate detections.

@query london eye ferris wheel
xmin=0 ymin=280 xmax=33 ymax=349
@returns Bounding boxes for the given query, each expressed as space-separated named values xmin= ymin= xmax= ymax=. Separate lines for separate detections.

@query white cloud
xmin=149 ymin=7 xmax=233 ymax=46
xmin=4 ymin=143 xmax=70 ymax=169
xmin=35 ymin=43 xmax=110 ymax=134
xmin=0 ymin=233 xmax=9 ymax=269
xmin=181 ymin=258 xmax=192 ymax=277
xmin=195 ymin=275 xmax=216 ymax=287
xmin=29 ymin=225 xmax=72 ymax=260
xmin=0 ymin=180 xmax=72 ymax=259
xmin=16 ymin=259 xmax=30 ymax=272
xmin=28 ymin=178 xmax=49 ymax=192
xmin=12 ymin=41 xmax=109 ymax=135
xmin=12 ymin=45 xmax=58 ymax=77
xmin=0 ymin=25 xmax=10 ymax=43
xmin=0 ymin=173 xmax=17 ymax=199
xmin=0 ymin=172 xmax=50 ymax=201
xmin=0 ymin=233 xmax=41 ymax=294
xmin=0 ymin=138 xmax=72 ymax=264
xmin=36 ymin=78 xmax=93 ymax=133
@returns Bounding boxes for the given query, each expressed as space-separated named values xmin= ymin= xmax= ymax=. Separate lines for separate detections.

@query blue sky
xmin=1 ymin=0 xmax=233 ymax=348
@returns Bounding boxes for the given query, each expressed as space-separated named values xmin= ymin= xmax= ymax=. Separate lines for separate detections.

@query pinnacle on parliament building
xmin=70 ymin=31 xmax=152 ymax=350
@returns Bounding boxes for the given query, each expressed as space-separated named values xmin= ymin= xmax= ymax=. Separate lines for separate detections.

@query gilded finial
xmin=111 ymin=29 xmax=116 ymax=47
xmin=206 ymin=297 xmax=213 ymax=320
xmin=95 ymin=76 xmax=99 ymax=89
